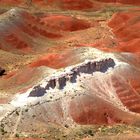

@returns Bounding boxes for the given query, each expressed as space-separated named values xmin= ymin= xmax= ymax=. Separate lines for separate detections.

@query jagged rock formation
xmin=29 ymin=58 xmax=115 ymax=97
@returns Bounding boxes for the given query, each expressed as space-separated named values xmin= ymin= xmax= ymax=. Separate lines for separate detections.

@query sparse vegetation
xmin=80 ymin=84 xmax=84 ymax=88
xmin=15 ymin=111 xmax=19 ymax=116
xmin=7 ymin=124 xmax=139 ymax=139
xmin=15 ymin=133 xmax=19 ymax=138
xmin=0 ymin=124 xmax=7 ymax=135
xmin=25 ymin=108 xmax=28 ymax=112
xmin=0 ymin=124 xmax=139 ymax=139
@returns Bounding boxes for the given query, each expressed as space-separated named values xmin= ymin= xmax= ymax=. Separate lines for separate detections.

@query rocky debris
xmin=29 ymin=58 xmax=115 ymax=97
xmin=0 ymin=67 xmax=5 ymax=76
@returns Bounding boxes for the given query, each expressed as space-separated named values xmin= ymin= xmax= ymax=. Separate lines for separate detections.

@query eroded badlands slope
xmin=0 ymin=0 xmax=140 ymax=139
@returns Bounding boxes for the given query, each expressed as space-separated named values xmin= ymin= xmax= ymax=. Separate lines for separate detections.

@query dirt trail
xmin=9 ymin=108 xmax=23 ymax=138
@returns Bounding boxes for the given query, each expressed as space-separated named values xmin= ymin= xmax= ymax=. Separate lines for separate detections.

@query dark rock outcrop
xmin=0 ymin=67 xmax=5 ymax=76
xmin=28 ymin=58 xmax=115 ymax=97
xmin=29 ymin=85 xmax=46 ymax=97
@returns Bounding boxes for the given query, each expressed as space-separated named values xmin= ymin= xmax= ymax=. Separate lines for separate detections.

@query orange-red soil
xmin=30 ymin=53 xmax=66 ymax=69
xmin=40 ymin=15 xmax=93 ymax=32
xmin=108 ymin=10 xmax=140 ymax=53
xmin=97 ymin=0 xmax=140 ymax=5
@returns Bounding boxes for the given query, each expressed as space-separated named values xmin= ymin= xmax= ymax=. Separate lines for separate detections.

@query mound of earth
xmin=40 ymin=15 xmax=94 ymax=32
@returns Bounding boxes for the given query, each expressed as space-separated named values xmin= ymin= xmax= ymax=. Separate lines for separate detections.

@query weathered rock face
xmin=29 ymin=58 xmax=115 ymax=97
xmin=28 ymin=86 xmax=46 ymax=97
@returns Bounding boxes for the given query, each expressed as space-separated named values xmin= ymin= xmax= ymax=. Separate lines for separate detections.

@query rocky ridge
xmin=29 ymin=58 xmax=115 ymax=97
